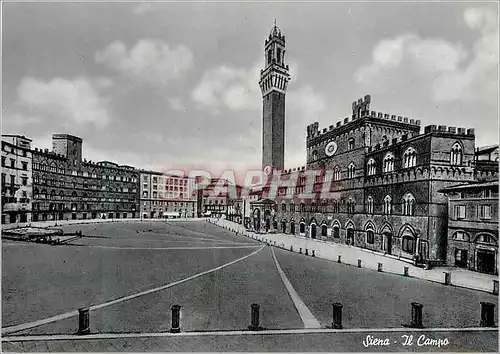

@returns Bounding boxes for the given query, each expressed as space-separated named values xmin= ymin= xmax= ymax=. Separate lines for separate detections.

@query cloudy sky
xmin=3 ymin=1 xmax=498 ymax=174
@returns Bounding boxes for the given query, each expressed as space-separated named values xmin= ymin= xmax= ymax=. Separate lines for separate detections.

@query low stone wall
xmin=1 ymin=217 xmax=207 ymax=231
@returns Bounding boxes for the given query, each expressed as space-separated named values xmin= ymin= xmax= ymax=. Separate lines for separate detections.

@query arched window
xmin=312 ymin=150 xmax=318 ymax=161
xmin=277 ymin=48 xmax=281 ymax=64
xmin=450 ymin=142 xmax=463 ymax=165
xmin=383 ymin=153 xmax=395 ymax=172
xmin=348 ymin=138 xmax=355 ymax=150
xmin=333 ymin=226 xmax=340 ymax=238
xmin=366 ymin=196 xmax=374 ymax=214
xmin=383 ymin=195 xmax=392 ymax=215
xmin=403 ymin=147 xmax=417 ymax=168
xmin=347 ymin=163 xmax=356 ymax=179
xmin=59 ymin=191 xmax=64 ymax=200
xmin=401 ymin=226 xmax=416 ymax=253
xmin=365 ymin=223 xmax=375 ymax=244
xmin=475 ymin=234 xmax=497 ymax=245
xmin=367 ymin=158 xmax=376 ymax=176
xmin=402 ymin=235 xmax=415 ymax=253
xmin=267 ymin=50 xmax=272 ymax=65
xmin=452 ymin=231 xmax=470 ymax=242
xmin=401 ymin=192 xmax=416 ymax=216
xmin=333 ymin=166 xmax=341 ymax=181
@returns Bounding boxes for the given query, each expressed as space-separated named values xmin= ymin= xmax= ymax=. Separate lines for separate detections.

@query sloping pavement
xmin=210 ymin=218 xmax=499 ymax=294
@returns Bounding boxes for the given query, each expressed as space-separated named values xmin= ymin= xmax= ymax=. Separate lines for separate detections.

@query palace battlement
xmin=306 ymin=95 xmax=422 ymax=141
xmin=424 ymin=125 xmax=475 ymax=136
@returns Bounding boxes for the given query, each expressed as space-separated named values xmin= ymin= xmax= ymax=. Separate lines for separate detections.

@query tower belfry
xmin=260 ymin=21 xmax=290 ymax=172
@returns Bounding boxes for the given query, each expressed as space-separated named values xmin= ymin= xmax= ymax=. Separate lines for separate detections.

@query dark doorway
xmin=477 ymin=250 xmax=496 ymax=274
xmin=347 ymin=228 xmax=354 ymax=245
xmin=9 ymin=213 xmax=16 ymax=223
xmin=92 ymin=212 xmax=97 ymax=219
xmin=72 ymin=213 xmax=77 ymax=220
xmin=455 ymin=249 xmax=468 ymax=268
xmin=321 ymin=225 xmax=327 ymax=237
xmin=282 ymin=221 xmax=286 ymax=233
xmin=300 ymin=223 xmax=305 ymax=234
xmin=310 ymin=224 xmax=317 ymax=239
xmin=20 ymin=213 xmax=27 ymax=223
xmin=290 ymin=222 xmax=295 ymax=234
xmin=384 ymin=232 xmax=392 ymax=255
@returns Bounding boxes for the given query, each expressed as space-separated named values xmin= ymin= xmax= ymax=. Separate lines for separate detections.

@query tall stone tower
xmin=259 ymin=22 xmax=290 ymax=172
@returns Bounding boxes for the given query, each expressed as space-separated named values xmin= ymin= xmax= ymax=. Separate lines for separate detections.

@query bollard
xmin=443 ymin=272 xmax=451 ymax=285
xmin=332 ymin=303 xmax=343 ymax=329
xmin=357 ymin=259 xmax=361 ymax=268
xmin=377 ymin=263 xmax=383 ymax=272
xmin=305 ymin=249 xmax=309 ymax=256
xmin=171 ymin=305 xmax=181 ymax=333
xmin=290 ymin=246 xmax=293 ymax=252
xmin=337 ymin=255 xmax=341 ymax=263
xmin=410 ymin=302 xmax=423 ymax=328
xmin=249 ymin=304 xmax=262 ymax=331
xmin=493 ymin=280 xmax=499 ymax=295
xmin=312 ymin=250 xmax=315 ymax=257
xmin=404 ymin=267 xmax=409 ymax=277
xmin=299 ymin=248 xmax=302 ymax=254
xmin=480 ymin=302 xmax=496 ymax=327
xmin=78 ymin=308 xmax=90 ymax=335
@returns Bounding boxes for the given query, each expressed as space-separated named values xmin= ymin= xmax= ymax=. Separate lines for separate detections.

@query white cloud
xmin=95 ymin=39 xmax=194 ymax=86
xmin=16 ymin=77 xmax=111 ymax=129
xmin=355 ymin=7 xmax=498 ymax=104
xmin=191 ymin=62 xmax=262 ymax=111
xmin=168 ymin=97 xmax=185 ymax=111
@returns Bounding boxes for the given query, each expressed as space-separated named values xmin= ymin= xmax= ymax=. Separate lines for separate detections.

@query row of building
xmin=1 ymin=133 xmax=248 ymax=224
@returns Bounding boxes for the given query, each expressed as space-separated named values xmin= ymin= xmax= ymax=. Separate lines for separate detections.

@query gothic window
xmin=267 ymin=50 xmax=272 ymax=65
xmin=383 ymin=153 xmax=395 ymax=173
xmin=450 ymin=142 xmax=463 ymax=165
xmin=402 ymin=236 xmax=415 ymax=253
xmin=383 ymin=195 xmax=392 ymax=215
xmin=347 ymin=163 xmax=356 ymax=179
xmin=366 ymin=196 xmax=374 ymax=214
xmin=367 ymin=158 xmax=376 ymax=176
xmin=333 ymin=225 xmax=340 ymax=238
xmin=348 ymin=138 xmax=355 ymax=150
xmin=402 ymin=192 xmax=416 ymax=216
xmin=333 ymin=166 xmax=341 ymax=181
xmin=403 ymin=147 xmax=417 ymax=168
xmin=366 ymin=225 xmax=375 ymax=244
xmin=277 ymin=48 xmax=281 ymax=64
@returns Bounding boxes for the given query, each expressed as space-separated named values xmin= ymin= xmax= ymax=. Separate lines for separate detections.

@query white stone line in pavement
xmin=3 ymin=326 xmax=497 ymax=342
xmin=80 ymin=245 xmax=261 ymax=250
xmin=270 ymin=247 xmax=322 ymax=329
xmin=1 ymin=246 xmax=265 ymax=336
